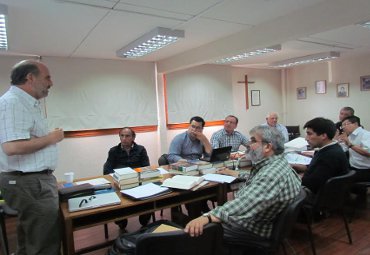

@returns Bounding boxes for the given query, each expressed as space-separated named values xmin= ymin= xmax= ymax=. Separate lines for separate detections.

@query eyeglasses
xmin=341 ymin=122 xmax=353 ymax=128
xmin=190 ymin=125 xmax=203 ymax=131
xmin=247 ymin=138 xmax=270 ymax=145
xmin=79 ymin=195 xmax=96 ymax=208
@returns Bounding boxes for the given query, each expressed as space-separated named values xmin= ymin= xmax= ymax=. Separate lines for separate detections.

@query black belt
xmin=5 ymin=169 xmax=54 ymax=175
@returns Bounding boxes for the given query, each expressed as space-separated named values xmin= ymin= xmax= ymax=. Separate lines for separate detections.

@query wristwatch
xmin=348 ymin=143 xmax=353 ymax=148
xmin=202 ymin=213 xmax=212 ymax=223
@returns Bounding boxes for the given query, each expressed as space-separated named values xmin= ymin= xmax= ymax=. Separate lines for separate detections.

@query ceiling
xmin=1 ymin=0 xmax=370 ymax=73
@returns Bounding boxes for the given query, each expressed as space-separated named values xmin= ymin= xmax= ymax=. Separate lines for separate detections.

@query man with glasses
xmin=185 ymin=125 xmax=301 ymax=249
xmin=338 ymin=115 xmax=370 ymax=205
xmin=167 ymin=116 xmax=212 ymax=163
xmin=210 ymin=115 xmax=248 ymax=153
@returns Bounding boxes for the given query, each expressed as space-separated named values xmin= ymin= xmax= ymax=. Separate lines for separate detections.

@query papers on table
xmin=157 ymin=167 xmax=169 ymax=175
xmin=203 ymin=173 xmax=236 ymax=183
xmin=284 ymin=137 xmax=308 ymax=152
xmin=75 ymin=177 xmax=110 ymax=186
xmin=121 ymin=183 xmax=171 ymax=200
xmin=285 ymin=153 xmax=312 ymax=165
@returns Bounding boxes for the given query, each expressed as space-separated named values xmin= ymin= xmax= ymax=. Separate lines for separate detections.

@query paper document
xmin=285 ymin=153 xmax=312 ymax=165
xmin=157 ymin=167 xmax=169 ymax=175
xmin=284 ymin=137 xmax=308 ymax=151
xmin=203 ymin=173 xmax=236 ymax=183
xmin=75 ymin=177 xmax=111 ymax=186
xmin=121 ymin=183 xmax=170 ymax=200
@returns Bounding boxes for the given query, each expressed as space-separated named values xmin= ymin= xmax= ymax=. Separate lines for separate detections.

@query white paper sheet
xmin=203 ymin=173 xmax=236 ymax=183
xmin=285 ymin=153 xmax=312 ymax=165
xmin=121 ymin=183 xmax=170 ymax=199
xmin=75 ymin=177 xmax=111 ymax=186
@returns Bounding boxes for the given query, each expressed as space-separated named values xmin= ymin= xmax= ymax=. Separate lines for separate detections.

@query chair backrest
xmin=286 ymin=125 xmax=300 ymax=141
xmin=315 ymin=170 xmax=356 ymax=210
xmin=135 ymin=223 xmax=223 ymax=255
xmin=269 ymin=188 xmax=307 ymax=250
xmin=158 ymin=154 xmax=169 ymax=166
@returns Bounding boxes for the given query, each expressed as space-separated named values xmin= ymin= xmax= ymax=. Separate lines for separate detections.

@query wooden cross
xmin=237 ymin=75 xmax=255 ymax=110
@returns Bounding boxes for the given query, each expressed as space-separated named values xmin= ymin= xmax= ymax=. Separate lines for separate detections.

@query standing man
xmin=167 ymin=116 xmax=212 ymax=163
xmin=291 ymin=118 xmax=349 ymax=203
xmin=210 ymin=115 xmax=248 ymax=152
xmin=103 ymin=127 xmax=151 ymax=230
xmin=262 ymin=112 xmax=289 ymax=142
xmin=0 ymin=60 xmax=64 ymax=255
xmin=338 ymin=116 xmax=370 ymax=203
xmin=185 ymin=126 xmax=301 ymax=247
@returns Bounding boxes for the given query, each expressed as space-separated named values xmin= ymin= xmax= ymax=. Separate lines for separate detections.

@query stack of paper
xmin=121 ymin=183 xmax=171 ymax=200
xmin=284 ymin=137 xmax=308 ymax=152
xmin=202 ymin=173 xmax=236 ymax=184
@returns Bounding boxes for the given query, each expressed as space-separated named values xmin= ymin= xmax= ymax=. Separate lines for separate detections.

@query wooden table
xmin=60 ymin=175 xmax=227 ymax=255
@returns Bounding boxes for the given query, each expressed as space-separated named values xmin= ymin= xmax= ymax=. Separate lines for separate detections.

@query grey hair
xmin=249 ymin=125 xmax=285 ymax=155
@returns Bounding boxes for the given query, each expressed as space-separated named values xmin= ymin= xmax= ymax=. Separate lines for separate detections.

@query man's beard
xmin=247 ymin=146 xmax=264 ymax=164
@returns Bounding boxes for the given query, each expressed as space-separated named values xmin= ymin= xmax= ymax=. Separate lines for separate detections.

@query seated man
xmin=335 ymin=106 xmax=354 ymax=136
xmin=167 ymin=116 xmax=213 ymax=217
xmin=291 ymin=118 xmax=349 ymax=204
xmin=210 ymin=115 xmax=248 ymax=154
xmin=103 ymin=127 xmax=151 ymax=231
xmin=261 ymin=112 xmax=289 ymax=142
xmin=185 ymin=125 xmax=301 ymax=248
xmin=167 ymin=116 xmax=212 ymax=163
xmin=338 ymin=115 xmax=370 ymax=204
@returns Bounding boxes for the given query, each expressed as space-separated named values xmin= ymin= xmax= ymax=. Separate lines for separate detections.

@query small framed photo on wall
xmin=315 ymin=80 xmax=326 ymax=94
xmin=251 ymin=90 xmax=261 ymax=106
xmin=297 ymin=87 xmax=306 ymax=99
xmin=337 ymin=83 xmax=349 ymax=97
xmin=360 ymin=75 xmax=370 ymax=91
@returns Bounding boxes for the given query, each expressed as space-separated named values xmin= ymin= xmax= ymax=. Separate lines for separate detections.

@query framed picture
xmin=297 ymin=87 xmax=306 ymax=99
xmin=337 ymin=83 xmax=349 ymax=97
xmin=360 ymin=75 xmax=370 ymax=91
xmin=315 ymin=80 xmax=326 ymax=94
xmin=251 ymin=90 xmax=260 ymax=106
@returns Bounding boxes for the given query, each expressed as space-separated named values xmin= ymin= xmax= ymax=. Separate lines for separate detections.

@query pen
xmin=192 ymin=181 xmax=209 ymax=191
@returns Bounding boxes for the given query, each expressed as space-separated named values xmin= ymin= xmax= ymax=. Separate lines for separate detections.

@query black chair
xmin=286 ymin=125 xmax=300 ymax=141
xmin=302 ymin=170 xmax=356 ymax=255
xmin=226 ymin=188 xmax=307 ymax=255
xmin=158 ymin=153 xmax=169 ymax=166
xmin=136 ymin=222 xmax=223 ymax=255
xmin=0 ymin=203 xmax=18 ymax=255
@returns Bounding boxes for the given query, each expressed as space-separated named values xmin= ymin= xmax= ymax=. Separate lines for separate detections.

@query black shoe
xmin=115 ymin=219 xmax=128 ymax=230
xmin=139 ymin=213 xmax=152 ymax=226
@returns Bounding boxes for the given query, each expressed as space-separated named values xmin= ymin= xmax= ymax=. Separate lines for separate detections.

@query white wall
xmin=286 ymin=54 xmax=370 ymax=134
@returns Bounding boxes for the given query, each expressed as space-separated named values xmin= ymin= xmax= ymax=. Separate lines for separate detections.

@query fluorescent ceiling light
xmin=0 ymin=3 xmax=8 ymax=50
xmin=116 ymin=27 xmax=184 ymax=58
xmin=359 ymin=21 xmax=370 ymax=30
xmin=270 ymin=51 xmax=340 ymax=68
xmin=215 ymin=45 xmax=281 ymax=64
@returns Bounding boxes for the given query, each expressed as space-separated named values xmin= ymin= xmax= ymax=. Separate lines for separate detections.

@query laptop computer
xmin=201 ymin=146 xmax=232 ymax=162
xmin=68 ymin=192 xmax=121 ymax=212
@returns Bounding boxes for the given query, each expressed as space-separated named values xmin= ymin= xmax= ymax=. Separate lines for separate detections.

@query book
xmin=188 ymin=160 xmax=213 ymax=170
xmin=113 ymin=167 xmax=138 ymax=180
xmin=168 ymin=169 xmax=200 ymax=176
xmin=152 ymin=224 xmax=182 ymax=233
xmin=212 ymin=162 xmax=225 ymax=168
xmin=135 ymin=166 xmax=161 ymax=179
xmin=113 ymin=176 xmax=139 ymax=185
xmin=199 ymin=167 xmax=217 ymax=175
xmin=170 ymin=162 xmax=198 ymax=172
xmin=203 ymin=173 xmax=236 ymax=184
xmin=140 ymin=176 xmax=163 ymax=185
xmin=161 ymin=175 xmax=204 ymax=190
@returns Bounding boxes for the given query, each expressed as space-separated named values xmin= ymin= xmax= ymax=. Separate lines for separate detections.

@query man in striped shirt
xmin=185 ymin=125 xmax=301 ymax=246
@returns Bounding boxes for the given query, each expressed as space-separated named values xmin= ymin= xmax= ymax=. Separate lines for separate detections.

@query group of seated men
xmin=102 ymin=107 xmax=370 ymax=248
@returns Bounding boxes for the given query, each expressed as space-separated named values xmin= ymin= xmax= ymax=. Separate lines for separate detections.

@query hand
xmin=184 ymin=216 xmax=208 ymax=237
xmin=49 ymin=128 xmax=64 ymax=143
xmin=191 ymin=131 xmax=207 ymax=141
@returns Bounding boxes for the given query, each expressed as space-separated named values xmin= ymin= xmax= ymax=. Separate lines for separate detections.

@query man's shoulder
xmin=211 ymin=129 xmax=225 ymax=137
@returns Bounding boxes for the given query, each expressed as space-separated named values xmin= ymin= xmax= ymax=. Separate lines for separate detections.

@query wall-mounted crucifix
xmin=237 ymin=75 xmax=255 ymax=110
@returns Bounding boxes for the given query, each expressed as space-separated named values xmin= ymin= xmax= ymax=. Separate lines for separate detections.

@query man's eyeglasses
xmin=341 ymin=122 xmax=352 ymax=128
xmin=79 ymin=195 xmax=96 ymax=208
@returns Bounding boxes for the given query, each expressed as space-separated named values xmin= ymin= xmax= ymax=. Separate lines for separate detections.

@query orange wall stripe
xmin=167 ymin=120 xmax=224 ymax=130
xmin=65 ymin=125 xmax=158 ymax=138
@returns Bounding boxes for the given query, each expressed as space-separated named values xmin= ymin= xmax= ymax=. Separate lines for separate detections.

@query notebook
xmin=68 ymin=192 xmax=121 ymax=212
xmin=201 ymin=146 xmax=232 ymax=162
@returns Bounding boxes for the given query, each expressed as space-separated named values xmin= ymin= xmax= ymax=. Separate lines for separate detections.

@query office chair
xmin=286 ymin=126 xmax=300 ymax=141
xmin=225 ymin=188 xmax=307 ymax=255
xmin=302 ymin=170 xmax=356 ymax=255
xmin=158 ymin=154 xmax=169 ymax=166
xmin=136 ymin=223 xmax=223 ymax=255
xmin=0 ymin=203 xmax=18 ymax=255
